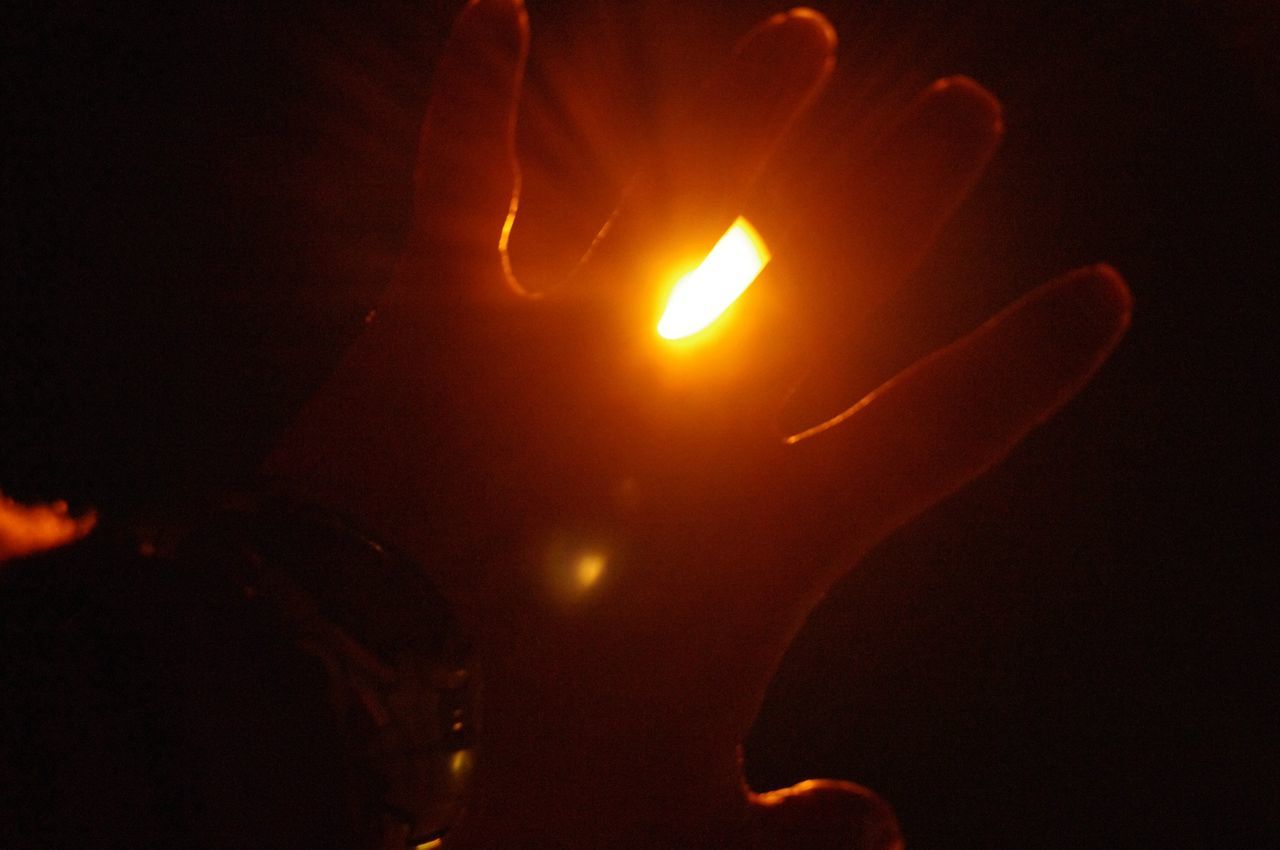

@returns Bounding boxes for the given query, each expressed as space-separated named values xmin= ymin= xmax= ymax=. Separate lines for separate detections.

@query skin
xmin=267 ymin=1 xmax=1132 ymax=846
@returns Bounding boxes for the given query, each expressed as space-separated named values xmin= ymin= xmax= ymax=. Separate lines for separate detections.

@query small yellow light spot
xmin=414 ymin=839 xmax=443 ymax=850
xmin=574 ymin=551 xmax=607 ymax=590
xmin=657 ymin=216 xmax=771 ymax=340
xmin=449 ymin=748 xmax=474 ymax=778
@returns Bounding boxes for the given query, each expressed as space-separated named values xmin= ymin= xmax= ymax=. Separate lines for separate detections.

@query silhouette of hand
xmin=269 ymin=2 xmax=1130 ymax=846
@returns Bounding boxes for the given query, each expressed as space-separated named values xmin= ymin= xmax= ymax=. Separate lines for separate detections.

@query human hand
xmin=267 ymin=1 xmax=1130 ymax=847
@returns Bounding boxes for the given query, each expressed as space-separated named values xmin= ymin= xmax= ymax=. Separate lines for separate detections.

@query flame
xmin=657 ymin=216 xmax=771 ymax=340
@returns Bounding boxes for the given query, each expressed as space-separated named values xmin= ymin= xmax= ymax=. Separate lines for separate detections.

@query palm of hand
xmin=270 ymin=1 xmax=1130 ymax=847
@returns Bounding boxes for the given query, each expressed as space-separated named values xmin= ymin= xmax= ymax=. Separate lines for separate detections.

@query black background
xmin=2 ymin=1 xmax=1275 ymax=847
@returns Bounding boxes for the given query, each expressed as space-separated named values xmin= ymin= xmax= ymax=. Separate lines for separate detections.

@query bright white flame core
xmin=657 ymin=216 xmax=771 ymax=340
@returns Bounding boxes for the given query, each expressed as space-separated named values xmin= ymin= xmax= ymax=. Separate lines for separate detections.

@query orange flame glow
xmin=0 ymin=491 xmax=96 ymax=563
xmin=657 ymin=216 xmax=770 ymax=340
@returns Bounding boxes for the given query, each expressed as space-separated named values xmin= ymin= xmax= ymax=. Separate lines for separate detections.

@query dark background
xmin=2 ymin=1 xmax=1275 ymax=847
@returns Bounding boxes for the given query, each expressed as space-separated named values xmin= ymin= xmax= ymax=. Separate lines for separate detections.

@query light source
xmin=657 ymin=216 xmax=771 ymax=340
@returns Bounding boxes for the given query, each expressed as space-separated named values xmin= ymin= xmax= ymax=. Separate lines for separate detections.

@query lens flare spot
xmin=449 ymin=748 xmax=474 ymax=779
xmin=574 ymin=551 xmax=607 ymax=590
xmin=657 ymin=216 xmax=771 ymax=340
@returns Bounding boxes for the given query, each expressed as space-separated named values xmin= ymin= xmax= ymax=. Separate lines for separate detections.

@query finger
xmin=412 ymin=0 xmax=529 ymax=264
xmin=734 ymin=77 xmax=1001 ymax=426
xmin=752 ymin=779 xmax=903 ymax=850
xmin=572 ymin=9 xmax=836 ymax=323
xmin=762 ymin=76 xmax=1003 ymax=347
xmin=786 ymin=265 xmax=1131 ymax=568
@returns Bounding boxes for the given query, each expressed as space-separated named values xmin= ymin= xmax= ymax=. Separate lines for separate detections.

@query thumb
xmin=752 ymin=779 xmax=904 ymax=850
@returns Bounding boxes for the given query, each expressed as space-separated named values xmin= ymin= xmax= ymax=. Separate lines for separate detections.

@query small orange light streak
xmin=657 ymin=216 xmax=770 ymax=340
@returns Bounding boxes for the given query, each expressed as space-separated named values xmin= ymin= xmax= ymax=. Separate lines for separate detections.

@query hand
xmin=267 ymin=1 xmax=1131 ymax=846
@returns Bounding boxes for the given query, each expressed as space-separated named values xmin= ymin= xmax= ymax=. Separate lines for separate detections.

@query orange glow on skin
xmin=657 ymin=216 xmax=771 ymax=340
xmin=0 ymin=491 xmax=96 ymax=563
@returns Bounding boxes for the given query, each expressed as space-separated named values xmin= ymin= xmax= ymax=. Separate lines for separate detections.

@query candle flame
xmin=657 ymin=216 xmax=770 ymax=340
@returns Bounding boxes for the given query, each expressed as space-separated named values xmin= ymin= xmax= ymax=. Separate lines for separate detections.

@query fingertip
xmin=928 ymin=74 xmax=1004 ymax=139
xmin=753 ymin=779 xmax=903 ymax=850
xmin=998 ymin=264 xmax=1134 ymax=397
xmin=782 ymin=7 xmax=839 ymax=53
xmin=1090 ymin=262 xmax=1133 ymax=315
xmin=742 ymin=6 xmax=838 ymax=75
xmin=1045 ymin=264 xmax=1132 ymax=326
xmin=1080 ymin=262 xmax=1134 ymax=346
